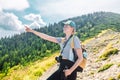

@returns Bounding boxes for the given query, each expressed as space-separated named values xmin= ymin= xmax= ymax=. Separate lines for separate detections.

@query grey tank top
xmin=56 ymin=36 xmax=81 ymax=62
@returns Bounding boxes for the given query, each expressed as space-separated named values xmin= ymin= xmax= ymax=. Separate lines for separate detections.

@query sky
xmin=0 ymin=0 xmax=120 ymax=38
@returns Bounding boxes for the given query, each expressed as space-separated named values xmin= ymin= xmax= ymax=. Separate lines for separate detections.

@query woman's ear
xmin=72 ymin=28 xmax=75 ymax=34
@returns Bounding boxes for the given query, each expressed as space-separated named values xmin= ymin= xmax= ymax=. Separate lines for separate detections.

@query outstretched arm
xmin=25 ymin=26 xmax=58 ymax=43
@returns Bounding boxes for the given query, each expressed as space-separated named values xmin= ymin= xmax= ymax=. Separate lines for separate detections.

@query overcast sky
xmin=0 ymin=0 xmax=120 ymax=38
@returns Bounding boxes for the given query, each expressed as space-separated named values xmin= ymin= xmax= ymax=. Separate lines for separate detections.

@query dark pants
xmin=47 ymin=59 xmax=82 ymax=80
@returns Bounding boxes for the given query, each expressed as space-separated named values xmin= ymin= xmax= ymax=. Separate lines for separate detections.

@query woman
xmin=25 ymin=20 xmax=83 ymax=80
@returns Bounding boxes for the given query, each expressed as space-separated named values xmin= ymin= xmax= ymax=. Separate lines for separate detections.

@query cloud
xmin=0 ymin=0 xmax=29 ymax=11
xmin=37 ymin=0 xmax=120 ymax=22
xmin=0 ymin=28 xmax=21 ymax=38
xmin=29 ymin=22 xmax=40 ymax=29
xmin=0 ymin=12 xmax=24 ymax=31
xmin=24 ymin=13 xmax=46 ymax=28
xmin=0 ymin=7 xmax=2 ymax=12
xmin=0 ymin=0 xmax=29 ymax=38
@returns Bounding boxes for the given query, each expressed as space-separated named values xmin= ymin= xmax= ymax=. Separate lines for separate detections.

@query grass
xmin=108 ymin=73 xmax=120 ymax=80
xmin=96 ymin=42 xmax=119 ymax=62
xmin=117 ymin=63 xmax=120 ymax=67
xmin=98 ymin=63 xmax=113 ymax=72
xmin=0 ymin=73 xmax=6 ymax=80
xmin=108 ymin=77 xmax=116 ymax=80
xmin=99 ymin=48 xmax=118 ymax=60
xmin=117 ymin=73 xmax=120 ymax=79
xmin=88 ymin=71 xmax=95 ymax=76
xmin=97 ymin=29 xmax=110 ymax=37
xmin=0 ymin=52 xmax=59 ymax=80
xmin=82 ymin=37 xmax=94 ymax=45
xmin=82 ymin=29 xmax=112 ymax=45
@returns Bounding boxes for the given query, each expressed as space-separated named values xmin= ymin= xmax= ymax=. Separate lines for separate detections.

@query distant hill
xmin=0 ymin=12 xmax=120 ymax=76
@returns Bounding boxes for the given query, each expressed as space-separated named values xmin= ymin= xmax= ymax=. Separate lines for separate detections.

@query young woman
xmin=25 ymin=20 xmax=83 ymax=80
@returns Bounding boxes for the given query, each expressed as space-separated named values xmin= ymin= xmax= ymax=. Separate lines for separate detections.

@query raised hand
xmin=25 ymin=26 xmax=33 ymax=32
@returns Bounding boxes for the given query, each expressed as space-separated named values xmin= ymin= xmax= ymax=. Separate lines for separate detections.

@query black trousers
xmin=47 ymin=59 xmax=82 ymax=80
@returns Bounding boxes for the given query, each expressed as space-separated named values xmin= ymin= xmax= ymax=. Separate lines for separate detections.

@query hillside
xmin=39 ymin=29 xmax=120 ymax=80
xmin=0 ymin=12 xmax=120 ymax=79
xmin=77 ymin=29 xmax=120 ymax=80
xmin=0 ymin=53 xmax=59 ymax=80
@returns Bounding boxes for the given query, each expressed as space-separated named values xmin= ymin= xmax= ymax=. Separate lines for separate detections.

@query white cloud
xmin=24 ymin=13 xmax=46 ymax=28
xmin=0 ymin=7 xmax=2 ymax=12
xmin=0 ymin=0 xmax=29 ymax=11
xmin=29 ymin=22 xmax=40 ymax=29
xmin=38 ymin=0 xmax=120 ymax=21
xmin=0 ymin=12 xmax=24 ymax=31
xmin=0 ymin=0 xmax=28 ymax=38
xmin=0 ymin=28 xmax=21 ymax=38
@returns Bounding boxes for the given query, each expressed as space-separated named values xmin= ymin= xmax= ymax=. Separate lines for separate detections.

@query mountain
xmin=63 ymin=12 xmax=120 ymax=40
xmin=0 ymin=12 xmax=120 ymax=78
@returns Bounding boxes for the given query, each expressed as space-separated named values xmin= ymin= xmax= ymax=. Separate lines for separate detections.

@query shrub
xmin=99 ymin=48 xmax=118 ymax=60
xmin=98 ymin=63 xmax=113 ymax=72
xmin=89 ymin=71 xmax=95 ymax=75
xmin=108 ymin=77 xmax=116 ymax=80
xmin=117 ymin=73 xmax=120 ymax=79
xmin=117 ymin=63 xmax=120 ymax=67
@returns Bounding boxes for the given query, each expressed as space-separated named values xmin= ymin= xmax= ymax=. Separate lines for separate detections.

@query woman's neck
xmin=65 ymin=33 xmax=72 ymax=40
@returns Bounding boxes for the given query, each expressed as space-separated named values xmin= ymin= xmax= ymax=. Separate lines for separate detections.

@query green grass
xmin=108 ymin=77 xmax=116 ymax=80
xmin=117 ymin=73 xmax=120 ymax=79
xmin=98 ymin=63 xmax=113 ymax=72
xmin=0 ymin=73 xmax=6 ymax=80
xmin=89 ymin=71 xmax=95 ymax=76
xmin=97 ymin=29 xmax=110 ymax=37
xmin=99 ymin=48 xmax=118 ymax=60
xmin=108 ymin=73 xmax=120 ymax=80
xmin=0 ymin=52 xmax=59 ymax=80
xmin=117 ymin=63 xmax=120 ymax=67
